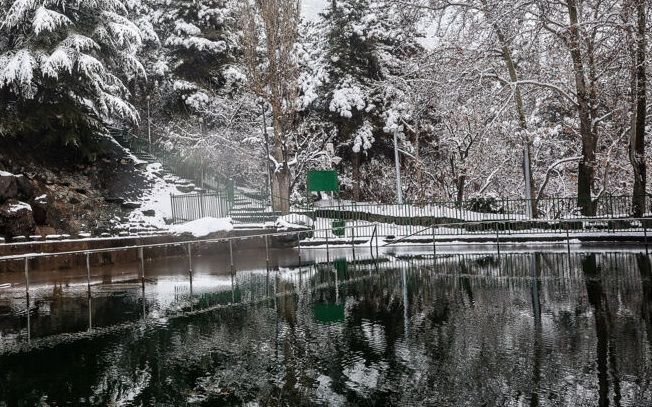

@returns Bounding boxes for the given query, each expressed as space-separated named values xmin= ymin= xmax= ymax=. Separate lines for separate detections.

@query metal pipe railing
xmin=2 ymin=217 xmax=649 ymax=266
xmin=0 ymin=224 xmax=368 ymax=263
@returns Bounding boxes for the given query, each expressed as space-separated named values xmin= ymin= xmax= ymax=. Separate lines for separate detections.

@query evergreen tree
xmin=0 ymin=0 xmax=145 ymax=151
xmin=304 ymin=0 xmax=423 ymax=199
xmin=147 ymin=0 xmax=240 ymax=116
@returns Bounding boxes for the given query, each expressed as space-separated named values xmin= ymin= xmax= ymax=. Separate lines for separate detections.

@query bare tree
xmin=240 ymin=0 xmax=302 ymax=213
xmin=628 ymin=0 xmax=647 ymax=216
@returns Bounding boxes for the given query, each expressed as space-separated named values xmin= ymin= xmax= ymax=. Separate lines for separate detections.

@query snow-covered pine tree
xmin=148 ymin=0 xmax=239 ymax=116
xmin=0 ymin=0 xmax=145 ymax=151
xmin=306 ymin=0 xmax=423 ymax=200
xmin=135 ymin=0 xmax=249 ymax=190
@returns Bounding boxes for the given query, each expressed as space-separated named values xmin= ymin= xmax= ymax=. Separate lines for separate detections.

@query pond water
xmin=1 ymin=248 xmax=652 ymax=406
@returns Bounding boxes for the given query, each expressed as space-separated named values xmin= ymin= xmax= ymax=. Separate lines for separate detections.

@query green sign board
xmin=307 ymin=170 xmax=339 ymax=192
xmin=332 ymin=220 xmax=346 ymax=237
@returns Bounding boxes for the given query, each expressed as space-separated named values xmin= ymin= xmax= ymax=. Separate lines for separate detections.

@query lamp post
xmin=393 ymin=131 xmax=403 ymax=204
xmin=199 ymin=118 xmax=204 ymax=189
xmin=146 ymin=95 xmax=151 ymax=153
xmin=523 ymin=147 xmax=533 ymax=218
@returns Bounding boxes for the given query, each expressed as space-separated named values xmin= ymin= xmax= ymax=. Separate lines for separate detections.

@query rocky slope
xmin=0 ymin=135 xmax=159 ymax=242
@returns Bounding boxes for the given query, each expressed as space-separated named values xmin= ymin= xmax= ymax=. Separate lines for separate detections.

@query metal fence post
xmin=351 ymin=224 xmax=356 ymax=258
xmin=325 ymin=232 xmax=330 ymax=263
xmin=86 ymin=252 xmax=92 ymax=331
xmin=644 ymin=223 xmax=649 ymax=255
xmin=24 ymin=257 xmax=30 ymax=343
xmin=297 ymin=233 xmax=302 ymax=266
xmin=495 ymin=223 xmax=500 ymax=256
xmin=86 ymin=253 xmax=91 ymax=295
xmin=376 ymin=226 xmax=380 ymax=259
xmin=229 ymin=239 xmax=235 ymax=274
xmin=565 ymin=222 xmax=571 ymax=257
xmin=432 ymin=226 xmax=437 ymax=259
xmin=187 ymin=243 xmax=193 ymax=281
xmin=139 ymin=247 xmax=146 ymax=319
xmin=170 ymin=193 xmax=176 ymax=224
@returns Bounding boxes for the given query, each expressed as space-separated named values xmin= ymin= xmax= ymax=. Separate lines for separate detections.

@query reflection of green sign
xmin=333 ymin=258 xmax=348 ymax=274
xmin=332 ymin=220 xmax=346 ymax=237
xmin=313 ymin=303 xmax=345 ymax=324
xmin=307 ymin=170 xmax=339 ymax=192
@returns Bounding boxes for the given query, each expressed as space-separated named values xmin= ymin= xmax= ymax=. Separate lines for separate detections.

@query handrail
xmin=0 ymin=224 xmax=369 ymax=263
xmin=1 ymin=216 xmax=648 ymax=262
xmin=381 ymin=216 xmax=651 ymax=247
xmin=382 ymin=225 xmax=434 ymax=247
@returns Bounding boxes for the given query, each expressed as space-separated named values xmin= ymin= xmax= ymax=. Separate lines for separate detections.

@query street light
xmin=146 ymin=95 xmax=151 ymax=153
xmin=199 ymin=118 xmax=204 ymax=189
xmin=393 ymin=131 xmax=403 ymax=205
xmin=523 ymin=147 xmax=533 ymax=218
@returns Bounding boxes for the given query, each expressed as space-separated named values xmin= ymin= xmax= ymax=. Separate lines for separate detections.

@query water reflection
xmin=0 ymin=251 xmax=651 ymax=405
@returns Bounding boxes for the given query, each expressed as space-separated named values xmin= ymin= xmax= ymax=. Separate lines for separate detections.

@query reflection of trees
xmin=637 ymin=254 xmax=652 ymax=350
xmin=2 ymin=253 xmax=652 ymax=405
xmin=530 ymin=254 xmax=542 ymax=407
xmin=582 ymin=254 xmax=613 ymax=406
xmin=636 ymin=253 xmax=652 ymax=400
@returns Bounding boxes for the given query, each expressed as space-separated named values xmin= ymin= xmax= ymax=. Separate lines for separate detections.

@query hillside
xmin=0 ymin=135 xmax=182 ymax=241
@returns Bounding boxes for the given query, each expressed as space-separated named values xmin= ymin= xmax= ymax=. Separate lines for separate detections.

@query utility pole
xmin=393 ymin=131 xmax=403 ymax=204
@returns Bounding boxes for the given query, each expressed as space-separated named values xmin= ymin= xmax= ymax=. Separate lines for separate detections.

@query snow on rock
xmin=7 ymin=201 xmax=31 ymax=213
xmin=276 ymin=214 xmax=314 ymax=231
xmin=170 ymin=217 xmax=233 ymax=238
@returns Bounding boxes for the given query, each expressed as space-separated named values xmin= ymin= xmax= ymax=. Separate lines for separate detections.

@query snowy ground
xmin=170 ymin=217 xmax=233 ymax=238
xmin=123 ymin=163 xmax=189 ymax=231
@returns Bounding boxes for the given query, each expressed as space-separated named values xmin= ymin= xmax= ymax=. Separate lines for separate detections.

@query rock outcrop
xmin=32 ymin=194 xmax=48 ymax=225
xmin=0 ymin=171 xmax=18 ymax=202
xmin=0 ymin=200 xmax=36 ymax=239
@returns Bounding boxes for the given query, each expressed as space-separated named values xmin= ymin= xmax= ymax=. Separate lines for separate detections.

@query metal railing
xmin=294 ymin=216 xmax=652 ymax=245
xmin=170 ymin=191 xmax=232 ymax=224
xmin=314 ymin=195 xmax=650 ymax=221
xmin=302 ymin=195 xmax=650 ymax=239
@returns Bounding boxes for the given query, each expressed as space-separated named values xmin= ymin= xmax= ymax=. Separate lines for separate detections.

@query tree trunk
xmin=271 ymin=107 xmax=290 ymax=214
xmin=483 ymin=0 xmax=537 ymax=217
xmin=352 ymin=150 xmax=361 ymax=201
xmin=566 ymin=0 xmax=596 ymax=216
xmin=271 ymin=164 xmax=290 ymax=213
xmin=456 ymin=175 xmax=466 ymax=208
xmin=631 ymin=0 xmax=647 ymax=217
